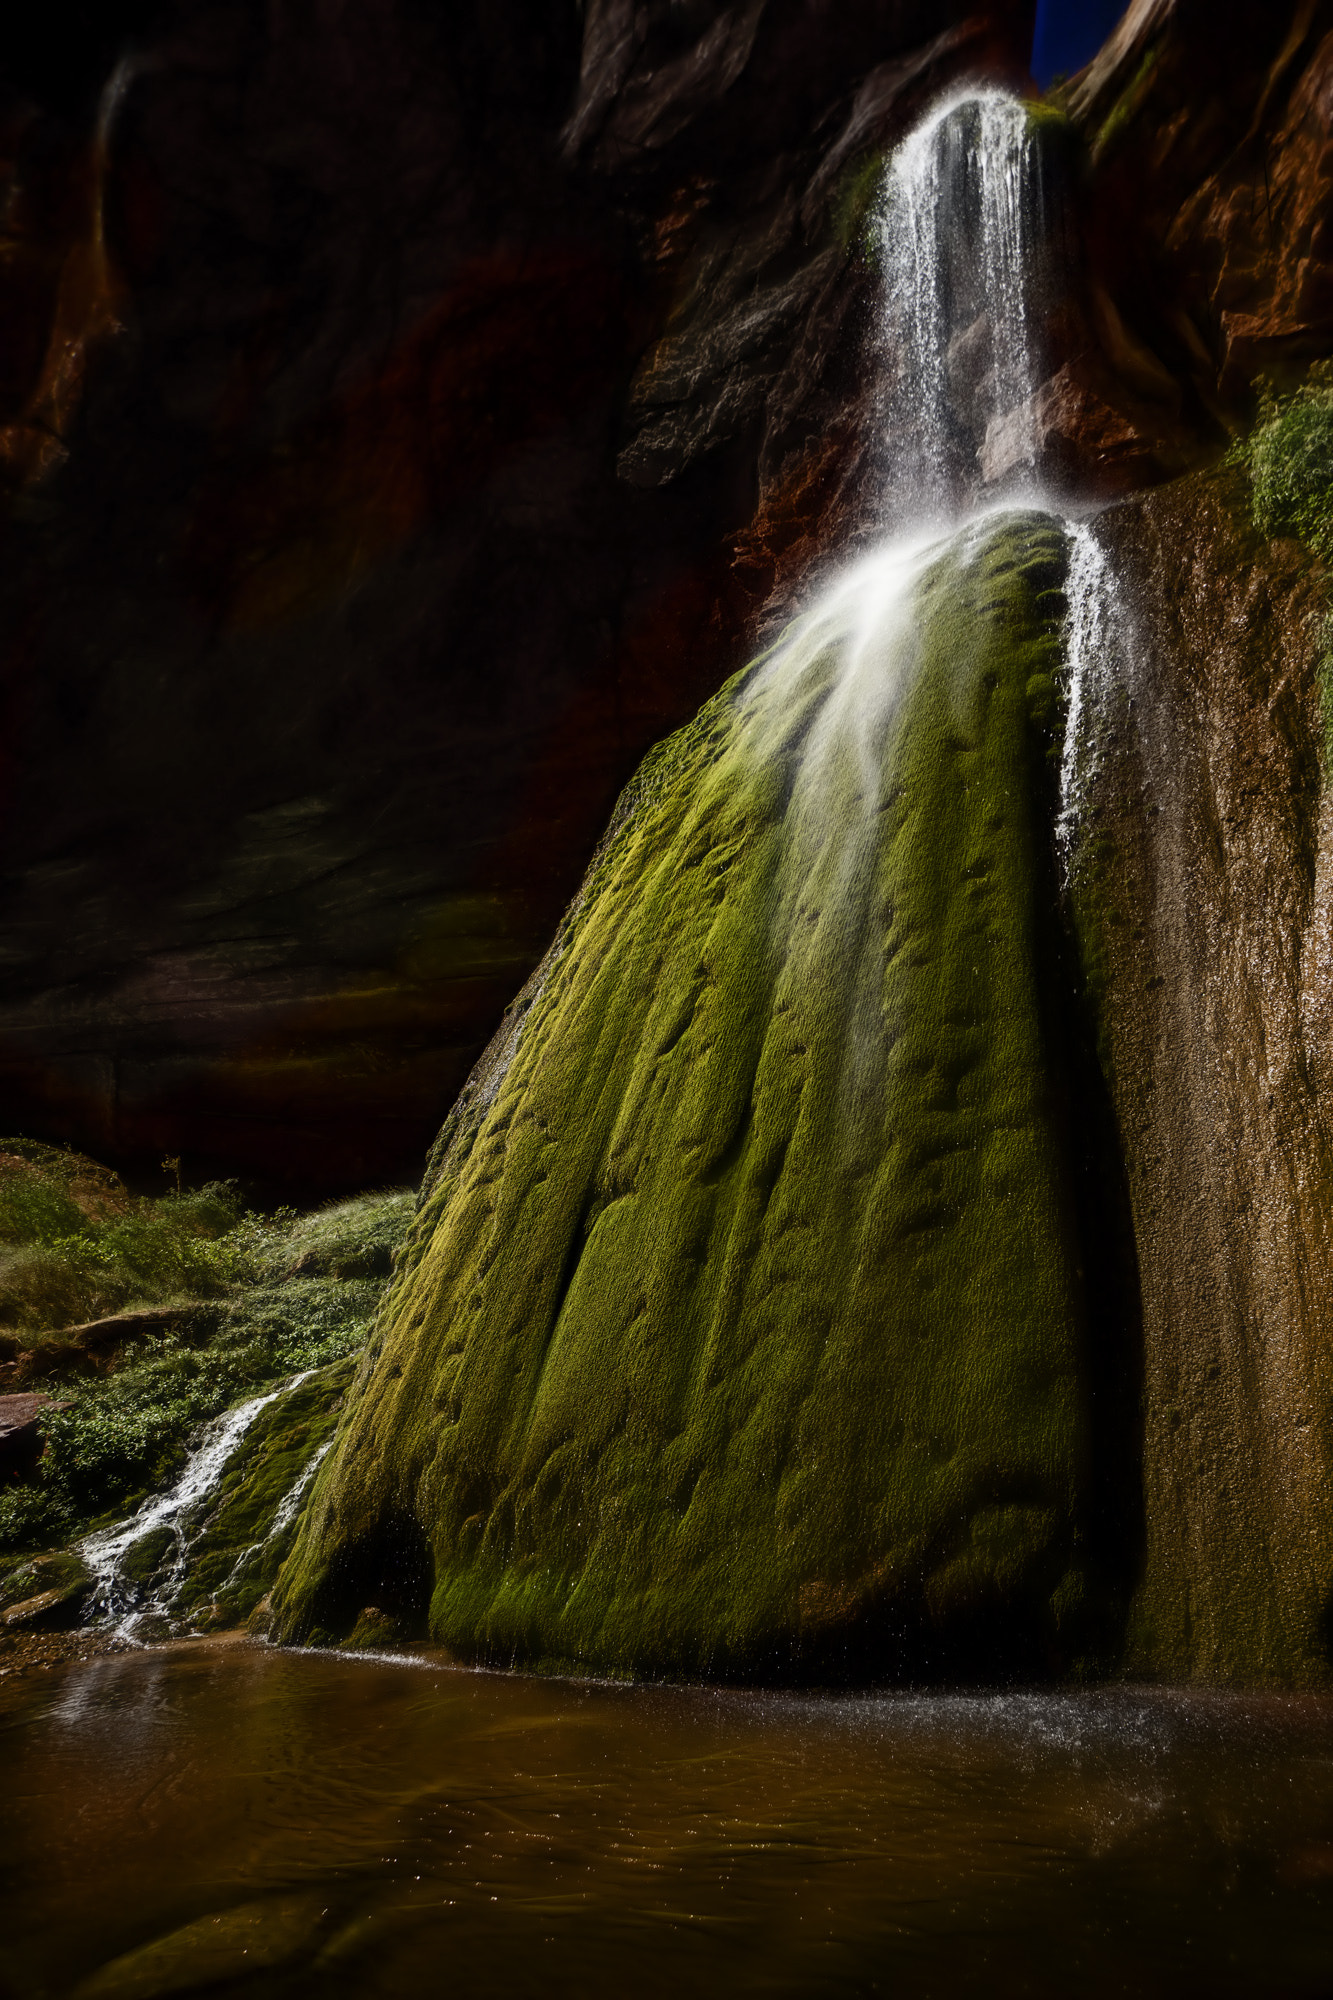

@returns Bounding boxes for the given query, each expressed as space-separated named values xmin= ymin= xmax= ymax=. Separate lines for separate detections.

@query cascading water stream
xmin=219 ymin=1436 xmax=335 ymax=1593
xmin=750 ymin=85 xmax=1054 ymax=777
xmin=753 ymin=84 xmax=1104 ymax=895
xmin=81 ymin=1370 xmax=313 ymax=1636
xmin=875 ymin=86 xmax=1051 ymax=523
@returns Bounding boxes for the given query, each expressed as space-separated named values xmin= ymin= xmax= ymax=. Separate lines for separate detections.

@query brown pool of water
xmin=4 ymin=1641 xmax=1333 ymax=1998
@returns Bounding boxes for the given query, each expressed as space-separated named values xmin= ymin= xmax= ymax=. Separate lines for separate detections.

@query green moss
xmin=169 ymin=1358 xmax=356 ymax=1628
xmin=274 ymin=516 xmax=1111 ymax=1679
xmin=1024 ymin=99 xmax=1074 ymax=140
xmin=1231 ymin=365 xmax=1333 ymax=765
xmin=831 ymin=147 xmax=885 ymax=260
xmin=0 ymin=1549 xmax=90 ymax=1614
xmin=268 ymin=1192 xmax=416 ymax=1283
xmin=120 ymin=1525 xmax=175 ymax=1586
xmin=342 ymin=1605 xmax=409 ymax=1650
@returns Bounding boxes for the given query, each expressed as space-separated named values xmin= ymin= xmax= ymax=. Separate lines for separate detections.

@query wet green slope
xmin=273 ymin=515 xmax=1103 ymax=1676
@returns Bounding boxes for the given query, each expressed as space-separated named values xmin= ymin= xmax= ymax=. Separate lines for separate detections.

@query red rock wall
xmin=0 ymin=0 xmax=1035 ymax=1191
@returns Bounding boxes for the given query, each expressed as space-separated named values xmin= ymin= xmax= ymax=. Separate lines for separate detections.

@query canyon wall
xmin=1071 ymin=467 xmax=1333 ymax=1682
xmin=0 ymin=0 xmax=1033 ymax=1190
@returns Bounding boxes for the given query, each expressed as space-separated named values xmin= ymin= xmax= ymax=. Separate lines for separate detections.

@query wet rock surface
xmin=1075 ymin=463 xmax=1333 ymax=1682
xmin=272 ymin=519 xmax=1123 ymax=1679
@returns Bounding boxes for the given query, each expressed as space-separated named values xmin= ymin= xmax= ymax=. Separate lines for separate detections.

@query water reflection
xmin=4 ymin=1645 xmax=1333 ymax=1996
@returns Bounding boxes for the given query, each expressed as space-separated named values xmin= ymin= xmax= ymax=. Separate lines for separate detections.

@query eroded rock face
xmin=1 ymin=2 xmax=1330 ymax=1199
xmin=955 ymin=2 xmax=1333 ymax=501
xmin=1065 ymin=0 xmax=1333 ymax=423
xmin=1074 ymin=465 xmax=1333 ymax=1683
xmin=0 ymin=0 xmax=1033 ymax=1191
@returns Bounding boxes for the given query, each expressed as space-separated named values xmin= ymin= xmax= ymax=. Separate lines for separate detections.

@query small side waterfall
xmin=81 ymin=1371 xmax=312 ymax=1636
xmin=876 ymin=88 xmax=1051 ymax=522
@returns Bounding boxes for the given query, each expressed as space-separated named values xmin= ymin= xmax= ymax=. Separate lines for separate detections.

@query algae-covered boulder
xmin=274 ymin=515 xmax=1120 ymax=1678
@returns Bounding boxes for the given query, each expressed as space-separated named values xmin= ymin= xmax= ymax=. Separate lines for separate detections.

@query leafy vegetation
xmin=1232 ymin=364 xmax=1333 ymax=761
xmin=0 ymin=1141 xmax=259 ymax=1334
xmin=0 ymin=1147 xmax=413 ymax=1559
xmin=1236 ymin=364 xmax=1333 ymax=558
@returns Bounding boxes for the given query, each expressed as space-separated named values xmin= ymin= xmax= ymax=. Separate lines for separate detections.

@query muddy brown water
xmin=4 ymin=1643 xmax=1333 ymax=1998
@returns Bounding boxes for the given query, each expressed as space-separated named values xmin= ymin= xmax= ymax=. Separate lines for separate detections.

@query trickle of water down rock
xmin=81 ymin=1376 xmax=313 ymax=1637
xmin=1057 ymin=523 xmax=1128 ymax=871
xmin=78 ymin=1357 xmax=355 ymax=1641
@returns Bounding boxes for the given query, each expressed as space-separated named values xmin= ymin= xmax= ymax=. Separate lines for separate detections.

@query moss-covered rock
xmin=0 ymin=1550 xmax=93 ymax=1628
xmin=167 ymin=1358 xmax=356 ymax=1629
xmin=273 ymin=514 xmax=1120 ymax=1679
xmin=118 ymin=1525 xmax=176 ymax=1587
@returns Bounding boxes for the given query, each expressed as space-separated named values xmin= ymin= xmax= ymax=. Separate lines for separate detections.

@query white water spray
xmin=754 ymin=86 xmax=1058 ymax=805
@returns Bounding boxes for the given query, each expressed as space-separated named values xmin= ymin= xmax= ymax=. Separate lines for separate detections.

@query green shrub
xmin=0 ymin=1175 xmax=90 ymax=1247
xmin=0 ymin=1484 xmax=72 ymax=1556
xmin=0 ymin=1146 xmax=407 ymax=1557
xmin=1232 ymin=367 xmax=1333 ymax=767
xmin=0 ymin=1149 xmax=262 ymax=1334
xmin=1246 ymin=378 xmax=1333 ymax=557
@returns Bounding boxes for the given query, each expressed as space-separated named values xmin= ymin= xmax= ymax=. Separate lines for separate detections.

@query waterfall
xmin=270 ymin=82 xmax=1127 ymax=1671
xmin=873 ymin=87 xmax=1126 ymax=886
xmin=81 ymin=1372 xmax=312 ymax=1637
xmin=875 ymin=87 xmax=1050 ymax=523
xmin=739 ymin=86 xmax=1059 ymax=892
